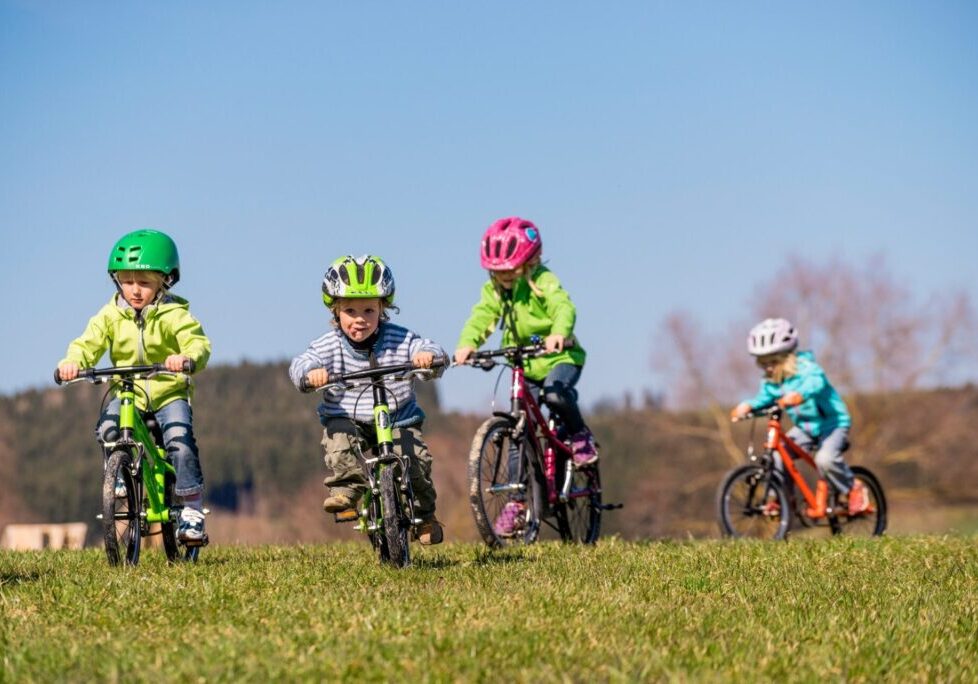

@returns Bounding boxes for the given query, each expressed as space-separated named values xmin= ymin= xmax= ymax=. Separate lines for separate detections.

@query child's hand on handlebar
xmin=165 ymin=354 xmax=190 ymax=373
xmin=730 ymin=402 xmax=752 ymax=421
xmin=412 ymin=352 xmax=435 ymax=369
xmin=454 ymin=347 xmax=475 ymax=365
xmin=544 ymin=334 xmax=565 ymax=354
xmin=57 ymin=362 xmax=80 ymax=382
xmin=306 ymin=368 xmax=329 ymax=389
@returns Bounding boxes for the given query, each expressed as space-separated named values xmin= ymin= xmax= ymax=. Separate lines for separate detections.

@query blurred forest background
xmin=3 ymin=255 xmax=977 ymax=543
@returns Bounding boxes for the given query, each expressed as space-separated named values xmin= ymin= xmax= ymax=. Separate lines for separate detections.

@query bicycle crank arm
xmin=600 ymin=503 xmax=624 ymax=510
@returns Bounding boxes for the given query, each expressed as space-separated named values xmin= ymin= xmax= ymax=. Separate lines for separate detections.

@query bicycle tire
xmin=379 ymin=465 xmax=410 ymax=567
xmin=161 ymin=471 xmax=200 ymax=563
xmin=835 ymin=465 xmax=887 ymax=537
xmin=555 ymin=461 xmax=602 ymax=544
xmin=102 ymin=449 xmax=142 ymax=566
xmin=467 ymin=416 xmax=542 ymax=548
xmin=717 ymin=464 xmax=790 ymax=540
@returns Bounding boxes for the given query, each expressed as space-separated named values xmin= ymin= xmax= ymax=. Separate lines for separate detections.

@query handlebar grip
xmin=182 ymin=358 xmax=196 ymax=374
xmin=53 ymin=368 xmax=64 ymax=385
xmin=299 ymin=377 xmax=313 ymax=392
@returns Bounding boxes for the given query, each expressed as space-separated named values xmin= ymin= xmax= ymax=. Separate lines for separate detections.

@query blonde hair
xmin=114 ymin=270 xmax=165 ymax=287
xmin=765 ymin=351 xmax=798 ymax=384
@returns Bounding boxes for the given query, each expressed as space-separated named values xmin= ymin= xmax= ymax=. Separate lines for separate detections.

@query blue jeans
xmin=97 ymin=398 xmax=204 ymax=497
xmin=526 ymin=363 xmax=586 ymax=435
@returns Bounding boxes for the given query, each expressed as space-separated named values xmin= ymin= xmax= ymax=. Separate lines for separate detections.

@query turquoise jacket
xmin=744 ymin=350 xmax=851 ymax=439
xmin=456 ymin=265 xmax=586 ymax=381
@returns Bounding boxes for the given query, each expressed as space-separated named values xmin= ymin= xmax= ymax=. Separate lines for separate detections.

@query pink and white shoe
xmin=571 ymin=429 xmax=599 ymax=467
xmin=493 ymin=501 xmax=526 ymax=538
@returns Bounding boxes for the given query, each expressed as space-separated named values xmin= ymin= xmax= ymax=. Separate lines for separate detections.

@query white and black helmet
xmin=747 ymin=318 xmax=799 ymax=356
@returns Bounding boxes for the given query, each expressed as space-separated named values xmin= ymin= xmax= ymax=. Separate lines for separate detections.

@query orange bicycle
xmin=717 ymin=405 xmax=886 ymax=539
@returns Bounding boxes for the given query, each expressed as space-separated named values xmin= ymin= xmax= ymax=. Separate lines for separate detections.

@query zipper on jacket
xmin=135 ymin=309 xmax=153 ymax=410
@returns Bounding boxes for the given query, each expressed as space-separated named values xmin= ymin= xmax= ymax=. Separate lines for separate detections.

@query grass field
xmin=2 ymin=536 xmax=976 ymax=681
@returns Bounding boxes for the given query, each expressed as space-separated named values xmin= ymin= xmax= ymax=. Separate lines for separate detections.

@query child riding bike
xmin=454 ymin=216 xmax=597 ymax=537
xmin=56 ymin=229 xmax=211 ymax=543
xmin=730 ymin=317 xmax=869 ymax=518
xmin=288 ymin=254 xmax=448 ymax=545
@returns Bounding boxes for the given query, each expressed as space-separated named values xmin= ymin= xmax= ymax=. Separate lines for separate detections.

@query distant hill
xmin=2 ymin=361 xmax=977 ymax=544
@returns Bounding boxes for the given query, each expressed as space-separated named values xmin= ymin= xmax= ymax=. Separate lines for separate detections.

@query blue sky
xmin=2 ymin=2 xmax=976 ymax=412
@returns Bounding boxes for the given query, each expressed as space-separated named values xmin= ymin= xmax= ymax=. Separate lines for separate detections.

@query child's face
xmin=756 ymin=353 xmax=786 ymax=378
xmin=336 ymin=298 xmax=382 ymax=342
xmin=116 ymin=272 xmax=162 ymax=311
xmin=491 ymin=268 xmax=520 ymax=290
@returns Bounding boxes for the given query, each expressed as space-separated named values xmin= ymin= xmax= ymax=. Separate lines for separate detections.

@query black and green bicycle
xmin=301 ymin=361 xmax=444 ymax=568
xmin=56 ymin=363 xmax=207 ymax=566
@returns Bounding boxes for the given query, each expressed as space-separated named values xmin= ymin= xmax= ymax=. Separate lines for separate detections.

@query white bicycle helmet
xmin=747 ymin=318 xmax=798 ymax=356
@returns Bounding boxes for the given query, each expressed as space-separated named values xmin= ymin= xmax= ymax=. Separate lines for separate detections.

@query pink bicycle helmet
xmin=480 ymin=217 xmax=542 ymax=271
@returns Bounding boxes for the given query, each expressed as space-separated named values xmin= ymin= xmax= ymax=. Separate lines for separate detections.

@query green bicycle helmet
xmin=321 ymin=254 xmax=395 ymax=307
xmin=107 ymin=229 xmax=181 ymax=288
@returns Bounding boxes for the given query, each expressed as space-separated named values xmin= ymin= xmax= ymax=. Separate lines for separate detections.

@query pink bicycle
xmin=461 ymin=341 xmax=619 ymax=548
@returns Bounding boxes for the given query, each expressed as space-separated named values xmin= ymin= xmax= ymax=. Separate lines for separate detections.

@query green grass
xmin=2 ymin=536 xmax=977 ymax=682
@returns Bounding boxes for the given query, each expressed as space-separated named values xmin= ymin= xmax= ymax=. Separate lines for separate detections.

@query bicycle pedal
xmin=334 ymin=509 xmax=359 ymax=523
xmin=183 ymin=534 xmax=209 ymax=548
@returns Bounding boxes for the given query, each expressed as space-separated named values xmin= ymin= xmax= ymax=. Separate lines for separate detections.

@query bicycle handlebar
xmin=54 ymin=360 xmax=195 ymax=385
xmin=732 ymin=405 xmax=782 ymax=422
xmin=299 ymin=358 xmax=447 ymax=393
xmin=460 ymin=337 xmax=574 ymax=370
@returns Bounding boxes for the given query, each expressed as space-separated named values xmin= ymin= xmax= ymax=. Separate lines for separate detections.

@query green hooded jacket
xmin=456 ymin=265 xmax=586 ymax=381
xmin=60 ymin=294 xmax=211 ymax=411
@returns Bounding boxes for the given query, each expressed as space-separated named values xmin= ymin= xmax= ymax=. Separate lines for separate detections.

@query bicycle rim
xmin=103 ymin=449 xmax=142 ymax=566
xmin=556 ymin=463 xmax=602 ymax=544
xmin=467 ymin=417 xmax=540 ymax=548
xmin=717 ymin=464 xmax=790 ymax=540
xmin=379 ymin=465 xmax=410 ymax=567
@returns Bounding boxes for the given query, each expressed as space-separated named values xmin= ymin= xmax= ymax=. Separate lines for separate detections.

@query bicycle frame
xmin=754 ymin=406 xmax=833 ymax=516
xmin=352 ymin=369 xmax=420 ymax=533
xmin=103 ymin=376 xmax=177 ymax=526
xmin=504 ymin=361 xmax=584 ymax=506
xmin=309 ymin=361 xmax=444 ymax=563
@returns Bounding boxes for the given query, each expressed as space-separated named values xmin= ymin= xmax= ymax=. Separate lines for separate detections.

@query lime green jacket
xmin=456 ymin=265 xmax=586 ymax=381
xmin=60 ymin=294 xmax=211 ymax=411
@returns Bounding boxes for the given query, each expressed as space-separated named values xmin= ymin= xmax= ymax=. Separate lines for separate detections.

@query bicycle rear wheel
xmin=835 ymin=465 xmax=887 ymax=537
xmin=102 ymin=449 xmax=142 ymax=566
xmin=468 ymin=416 xmax=541 ymax=548
xmin=161 ymin=471 xmax=200 ymax=563
xmin=717 ymin=464 xmax=790 ymax=540
xmin=556 ymin=461 xmax=602 ymax=544
xmin=378 ymin=465 xmax=410 ymax=567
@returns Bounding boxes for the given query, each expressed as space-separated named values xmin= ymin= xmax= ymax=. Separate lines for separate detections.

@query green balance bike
xmin=301 ymin=361 xmax=444 ymax=568
xmin=56 ymin=363 xmax=207 ymax=566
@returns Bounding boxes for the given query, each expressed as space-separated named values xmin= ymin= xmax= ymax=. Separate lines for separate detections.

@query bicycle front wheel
xmin=379 ymin=465 xmax=410 ymax=568
xmin=717 ymin=464 xmax=790 ymax=540
xmin=102 ymin=449 xmax=142 ymax=566
xmin=556 ymin=462 xmax=602 ymax=544
xmin=468 ymin=416 xmax=541 ymax=548
xmin=836 ymin=465 xmax=887 ymax=537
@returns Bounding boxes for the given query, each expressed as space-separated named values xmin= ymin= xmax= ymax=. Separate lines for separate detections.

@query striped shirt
xmin=289 ymin=322 xmax=447 ymax=427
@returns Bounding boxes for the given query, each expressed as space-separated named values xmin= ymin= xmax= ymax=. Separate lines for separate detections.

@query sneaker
xmin=415 ymin=518 xmax=444 ymax=546
xmin=114 ymin=475 xmax=128 ymax=499
xmin=177 ymin=507 xmax=206 ymax=543
xmin=571 ymin=429 xmax=599 ymax=467
xmin=848 ymin=480 xmax=871 ymax=516
xmin=493 ymin=501 xmax=526 ymax=538
xmin=323 ymin=492 xmax=355 ymax=513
